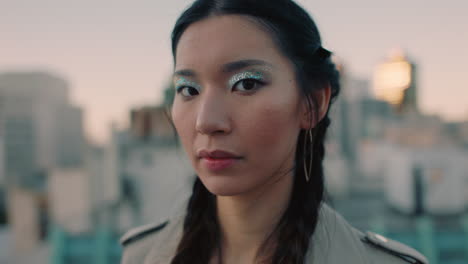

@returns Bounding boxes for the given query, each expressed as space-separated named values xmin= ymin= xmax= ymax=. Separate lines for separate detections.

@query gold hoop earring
xmin=303 ymin=129 xmax=314 ymax=182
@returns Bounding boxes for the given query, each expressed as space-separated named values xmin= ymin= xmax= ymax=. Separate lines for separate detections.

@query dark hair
xmin=170 ymin=0 xmax=340 ymax=263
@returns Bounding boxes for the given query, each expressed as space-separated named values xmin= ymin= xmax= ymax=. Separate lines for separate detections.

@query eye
xmin=233 ymin=79 xmax=262 ymax=92
xmin=177 ymin=86 xmax=200 ymax=98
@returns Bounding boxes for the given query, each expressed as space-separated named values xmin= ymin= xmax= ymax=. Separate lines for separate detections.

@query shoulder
xmin=310 ymin=204 xmax=428 ymax=264
xmin=120 ymin=209 xmax=186 ymax=264
xmin=120 ymin=220 xmax=170 ymax=264
xmin=360 ymin=231 xmax=428 ymax=264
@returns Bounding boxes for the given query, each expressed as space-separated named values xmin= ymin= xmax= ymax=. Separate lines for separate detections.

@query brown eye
xmin=177 ymin=86 xmax=200 ymax=97
xmin=233 ymin=79 xmax=260 ymax=92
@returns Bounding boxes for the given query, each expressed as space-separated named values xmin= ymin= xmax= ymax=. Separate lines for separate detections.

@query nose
xmin=195 ymin=92 xmax=231 ymax=135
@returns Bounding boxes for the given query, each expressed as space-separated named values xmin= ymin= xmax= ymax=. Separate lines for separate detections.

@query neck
xmin=215 ymin=172 xmax=294 ymax=263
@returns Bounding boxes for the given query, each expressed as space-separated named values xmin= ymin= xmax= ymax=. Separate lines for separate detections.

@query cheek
xmin=239 ymin=97 xmax=301 ymax=156
xmin=171 ymin=102 xmax=195 ymax=149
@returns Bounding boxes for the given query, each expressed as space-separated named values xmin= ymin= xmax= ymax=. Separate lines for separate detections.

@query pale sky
xmin=1 ymin=0 xmax=467 ymax=143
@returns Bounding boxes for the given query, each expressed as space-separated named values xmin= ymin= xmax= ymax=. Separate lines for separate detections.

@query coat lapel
xmin=143 ymin=212 xmax=184 ymax=264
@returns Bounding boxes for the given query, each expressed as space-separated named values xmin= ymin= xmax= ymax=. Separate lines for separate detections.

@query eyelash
xmin=176 ymin=86 xmax=200 ymax=98
xmin=232 ymin=78 xmax=265 ymax=93
xmin=175 ymin=76 xmax=266 ymax=99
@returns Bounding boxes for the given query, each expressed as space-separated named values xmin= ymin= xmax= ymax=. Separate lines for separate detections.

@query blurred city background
xmin=0 ymin=0 xmax=467 ymax=263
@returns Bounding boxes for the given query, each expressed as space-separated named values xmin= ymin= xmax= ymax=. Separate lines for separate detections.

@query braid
xmin=170 ymin=178 xmax=219 ymax=264
xmin=266 ymin=55 xmax=339 ymax=263
xmin=266 ymin=118 xmax=331 ymax=264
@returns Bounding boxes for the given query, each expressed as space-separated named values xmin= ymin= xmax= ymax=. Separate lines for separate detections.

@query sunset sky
xmin=1 ymin=0 xmax=467 ymax=143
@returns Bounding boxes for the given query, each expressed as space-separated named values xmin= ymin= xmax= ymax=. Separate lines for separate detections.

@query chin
xmin=199 ymin=175 xmax=254 ymax=197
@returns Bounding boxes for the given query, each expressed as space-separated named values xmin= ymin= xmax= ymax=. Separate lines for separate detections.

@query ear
xmin=300 ymin=83 xmax=331 ymax=130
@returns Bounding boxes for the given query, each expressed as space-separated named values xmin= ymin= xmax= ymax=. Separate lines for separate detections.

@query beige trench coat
xmin=120 ymin=204 xmax=428 ymax=264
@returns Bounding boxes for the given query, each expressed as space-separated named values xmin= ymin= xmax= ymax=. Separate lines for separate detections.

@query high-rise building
xmin=0 ymin=97 xmax=37 ymax=187
xmin=0 ymin=71 xmax=86 ymax=253
xmin=0 ymin=71 xmax=84 ymax=186
xmin=373 ymin=49 xmax=418 ymax=112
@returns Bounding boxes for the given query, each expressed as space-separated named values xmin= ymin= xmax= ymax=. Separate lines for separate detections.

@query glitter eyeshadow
xmin=174 ymin=77 xmax=202 ymax=91
xmin=228 ymin=71 xmax=266 ymax=88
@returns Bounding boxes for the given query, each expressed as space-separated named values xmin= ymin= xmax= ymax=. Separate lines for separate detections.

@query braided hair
xmin=170 ymin=0 xmax=340 ymax=263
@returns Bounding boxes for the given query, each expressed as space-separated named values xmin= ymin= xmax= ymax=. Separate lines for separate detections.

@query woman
xmin=121 ymin=0 xmax=427 ymax=263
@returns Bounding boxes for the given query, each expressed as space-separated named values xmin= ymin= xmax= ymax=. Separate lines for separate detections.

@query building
xmin=373 ymin=49 xmax=418 ymax=112
xmin=445 ymin=121 xmax=468 ymax=149
xmin=49 ymin=168 xmax=93 ymax=233
xmin=119 ymin=106 xmax=191 ymax=225
xmin=384 ymin=113 xmax=451 ymax=147
xmin=0 ymin=140 xmax=3 ymax=186
xmin=327 ymin=61 xmax=394 ymax=193
xmin=130 ymin=106 xmax=175 ymax=141
xmin=0 ymin=94 xmax=37 ymax=187
xmin=56 ymin=105 xmax=85 ymax=168
xmin=0 ymin=72 xmax=85 ymax=185
xmin=0 ymin=133 xmax=5 ymax=224
xmin=359 ymin=98 xmax=395 ymax=139
xmin=0 ymin=71 xmax=85 ymax=254
xmin=0 ymin=97 xmax=4 ymax=186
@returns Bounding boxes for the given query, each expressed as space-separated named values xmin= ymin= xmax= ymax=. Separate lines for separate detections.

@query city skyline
xmin=1 ymin=0 xmax=467 ymax=143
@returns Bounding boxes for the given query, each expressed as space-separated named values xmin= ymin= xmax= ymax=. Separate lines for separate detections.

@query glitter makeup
xmin=228 ymin=70 xmax=269 ymax=88
xmin=174 ymin=77 xmax=202 ymax=92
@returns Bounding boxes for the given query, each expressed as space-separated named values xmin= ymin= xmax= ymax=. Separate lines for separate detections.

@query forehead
xmin=175 ymin=15 xmax=286 ymax=71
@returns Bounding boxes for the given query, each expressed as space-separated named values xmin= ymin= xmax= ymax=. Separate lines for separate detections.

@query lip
xmin=197 ymin=149 xmax=242 ymax=171
xmin=197 ymin=149 xmax=242 ymax=159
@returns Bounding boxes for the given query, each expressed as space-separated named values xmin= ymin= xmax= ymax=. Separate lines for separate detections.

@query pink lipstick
xmin=198 ymin=150 xmax=242 ymax=171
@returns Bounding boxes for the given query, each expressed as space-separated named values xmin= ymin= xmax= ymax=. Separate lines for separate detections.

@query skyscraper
xmin=0 ymin=71 xmax=84 ymax=187
xmin=373 ymin=49 xmax=418 ymax=112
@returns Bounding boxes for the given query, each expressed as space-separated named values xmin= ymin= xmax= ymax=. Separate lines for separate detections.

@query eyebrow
xmin=222 ymin=59 xmax=274 ymax=73
xmin=173 ymin=59 xmax=274 ymax=77
xmin=173 ymin=69 xmax=195 ymax=77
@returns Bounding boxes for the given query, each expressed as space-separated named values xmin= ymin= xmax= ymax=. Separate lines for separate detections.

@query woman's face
xmin=172 ymin=15 xmax=309 ymax=196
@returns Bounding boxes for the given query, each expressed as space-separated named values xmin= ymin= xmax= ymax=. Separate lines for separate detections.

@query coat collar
xmin=143 ymin=203 xmax=371 ymax=264
xmin=306 ymin=204 xmax=371 ymax=264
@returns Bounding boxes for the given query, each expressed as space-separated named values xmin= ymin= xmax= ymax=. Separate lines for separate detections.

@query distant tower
xmin=373 ymin=49 xmax=418 ymax=113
